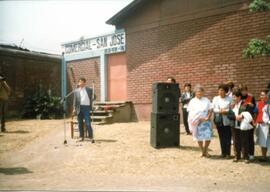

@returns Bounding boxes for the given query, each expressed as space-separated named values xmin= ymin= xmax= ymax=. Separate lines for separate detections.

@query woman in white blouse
xmin=188 ymin=85 xmax=213 ymax=157
xmin=212 ymin=84 xmax=233 ymax=158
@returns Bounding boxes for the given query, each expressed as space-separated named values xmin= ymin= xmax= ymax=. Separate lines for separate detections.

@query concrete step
xmin=91 ymin=115 xmax=113 ymax=124
xmin=69 ymin=118 xmax=109 ymax=125
xmin=94 ymin=104 xmax=125 ymax=111
xmin=91 ymin=115 xmax=113 ymax=120
xmin=70 ymin=115 xmax=112 ymax=122
xmin=91 ymin=110 xmax=113 ymax=116
xmin=94 ymin=101 xmax=131 ymax=105
xmin=70 ymin=101 xmax=132 ymax=125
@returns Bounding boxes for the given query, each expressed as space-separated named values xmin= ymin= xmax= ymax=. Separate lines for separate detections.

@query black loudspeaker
xmin=152 ymin=83 xmax=180 ymax=113
xmin=150 ymin=112 xmax=180 ymax=148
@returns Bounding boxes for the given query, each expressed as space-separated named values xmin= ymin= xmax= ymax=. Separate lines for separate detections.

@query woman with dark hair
xmin=212 ymin=84 xmax=233 ymax=158
xmin=231 ymin=88 xmax=254 ymax=163
xmin=238 ymin=84 xmax=256 ymax=161
xmin=226 ymin=81 xmax=234 ymax=98
xmin=166 ymin=77 xmax=176 ymax=84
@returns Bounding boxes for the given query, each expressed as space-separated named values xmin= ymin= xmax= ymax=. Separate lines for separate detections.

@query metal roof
xmin=0 ymin=44 xmax=61 ymax=60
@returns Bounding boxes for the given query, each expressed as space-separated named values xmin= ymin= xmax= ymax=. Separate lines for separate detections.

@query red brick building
xmin=105 ymin=0 xmax=270 ymax=120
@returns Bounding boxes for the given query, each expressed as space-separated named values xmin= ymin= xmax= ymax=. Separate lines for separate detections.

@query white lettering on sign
xmin=62 ymin=30 xmax=126 ymax=54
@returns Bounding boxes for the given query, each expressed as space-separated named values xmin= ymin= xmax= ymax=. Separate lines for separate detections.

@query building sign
xmin=62 ymin=30 xmax=126 ymax=55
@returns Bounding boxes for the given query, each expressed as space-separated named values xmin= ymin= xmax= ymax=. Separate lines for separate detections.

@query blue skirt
xmin=195 ymin=121 xmax=212 ymax=141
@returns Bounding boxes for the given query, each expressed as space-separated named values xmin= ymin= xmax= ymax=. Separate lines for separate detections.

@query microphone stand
xmin=62 ymin=89 xmax=76 ymax=145
xmin=91 ymin=80 xmax=95 ymax=143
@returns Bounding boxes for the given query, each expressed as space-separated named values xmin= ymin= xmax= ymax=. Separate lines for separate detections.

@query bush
xmin=249 ymin=0 xmax=270 ymax=12
xmin=243 ymin=0 xmax=270 ymax=58
xmin=22 ymin=84 xmax=63 ymax=119
xmin=243 ymin=37 xmax=270 ymax=58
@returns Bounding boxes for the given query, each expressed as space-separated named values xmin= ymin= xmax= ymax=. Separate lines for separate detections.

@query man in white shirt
xmin=73 ymin=77 xmax=95 ymax=142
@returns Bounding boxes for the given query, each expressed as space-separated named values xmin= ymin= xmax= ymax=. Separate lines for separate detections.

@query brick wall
xmin=126 ymin=10 xmax=270 ymax=120
xmin=67 ymin=57 xmax=100 ymax=101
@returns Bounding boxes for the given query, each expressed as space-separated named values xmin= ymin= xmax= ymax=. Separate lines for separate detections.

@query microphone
xmin=60 ymin=97 xmax=66 ymax=104
xmin=61 ymin=88 xmax=76 ymax=104
xmin=0 ymin=75 xmax=6 ymax=81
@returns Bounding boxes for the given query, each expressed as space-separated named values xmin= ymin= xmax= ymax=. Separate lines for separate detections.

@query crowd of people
xmin=1 ymin=72 xmax=270 ymax=164
xmin=177 ymin=79 xmax=270 ymax=163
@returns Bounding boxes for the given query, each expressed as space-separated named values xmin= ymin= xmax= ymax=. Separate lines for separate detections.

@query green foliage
xmin=243 ymin=38 xmax=270 ymax=58
xmin=249 ymin=0 xmax=270 ymax=12
xmin=22 ymin=84 xmax=63 ymax=119
xmin=243 ymin=0 xmax=270 ymax=58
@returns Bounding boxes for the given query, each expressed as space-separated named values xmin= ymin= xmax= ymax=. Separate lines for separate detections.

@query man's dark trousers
xmin=0 ymin=101 xmax=6 ymax=132
xmin=77 ymin=105 xmax=93 ymax=138
xmin=182 ymin=108 xmax=190 ymax=134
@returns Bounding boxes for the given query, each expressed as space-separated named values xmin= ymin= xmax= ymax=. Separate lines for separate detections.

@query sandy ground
xmin=0 ymin=120 xmax=270 ymax=191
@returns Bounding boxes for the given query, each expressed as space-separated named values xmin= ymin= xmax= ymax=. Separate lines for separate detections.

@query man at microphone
xmin=73 ymin=77 xmax=95 ymax=142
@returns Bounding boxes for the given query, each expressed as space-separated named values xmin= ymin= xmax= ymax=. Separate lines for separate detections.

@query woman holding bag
xmin=231 ymin=88 xmax=254 ymax=163
xmin=212 ymin=84 xmax=233 ymax=158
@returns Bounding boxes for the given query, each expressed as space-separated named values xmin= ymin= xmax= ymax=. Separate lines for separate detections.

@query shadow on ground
xmin=4 ymin=130 xmax=30 ymax=134
xmin=179 ymin=145 xmax=203 ymax=152
xmin=94 ymin=139 xmax=117 ymax=143
xmin=0 ymin=167 xmax=33 ymax=175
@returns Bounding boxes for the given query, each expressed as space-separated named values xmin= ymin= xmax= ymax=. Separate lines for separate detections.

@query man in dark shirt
xmin=0 ymin=75 xmax=11 ymax=132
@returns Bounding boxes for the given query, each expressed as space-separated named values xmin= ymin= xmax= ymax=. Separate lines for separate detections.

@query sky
xmin=0 ymin=0 xmax=133 ymax=54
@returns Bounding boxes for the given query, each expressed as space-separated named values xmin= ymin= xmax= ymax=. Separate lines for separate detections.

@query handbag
xmin=227 ymin=108 xmax=236 ymax=121
xmin=214 ymin=113 xmax=223 ymax=126
xmin=213 ymin=100 xmax=223 ymax=126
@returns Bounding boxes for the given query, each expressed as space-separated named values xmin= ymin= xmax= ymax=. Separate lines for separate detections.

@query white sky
xmin=0 ymin=0 xmax=132 ymax=54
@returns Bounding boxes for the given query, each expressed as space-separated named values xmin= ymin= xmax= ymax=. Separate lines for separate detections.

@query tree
xmin=243 ymin=0 xmax=270 ymax=58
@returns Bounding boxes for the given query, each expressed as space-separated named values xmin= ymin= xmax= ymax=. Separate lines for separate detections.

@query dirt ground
xmin=0 ymin=119 xmax=270 ymax=191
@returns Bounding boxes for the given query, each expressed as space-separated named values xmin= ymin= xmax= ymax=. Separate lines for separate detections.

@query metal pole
xmin=62 ymin=52 xmax=67 ymax=145
xmin=91 ymin=80 xmax=95 ymax=143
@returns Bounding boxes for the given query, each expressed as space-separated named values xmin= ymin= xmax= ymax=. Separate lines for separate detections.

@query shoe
xmin=77 ymin=138 xmax=84 ymax=142
xmin=88 ymin=137 xmax=95 ymax=143
xmin=204 ymin=153 xmax=211 ymax=158
xmin=225 ymin=155 xmax=231 ymax=159
xmin=249 ymin=155 xmax=255 ymax=161
xmin=186 ymin=132 xmax=191 ymax=135
xmin=220 ymin=154 xmax=226 ymax=158
xmin=233 ymin=158 xmax=239 ymax=162
xmin=244 ymin=159 xmax=250 ymax=164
